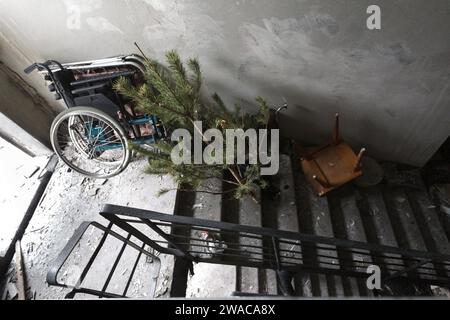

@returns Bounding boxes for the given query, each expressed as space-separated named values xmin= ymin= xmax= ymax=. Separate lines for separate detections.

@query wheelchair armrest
xmin=70 ymin=70 xmax=135 ymax=87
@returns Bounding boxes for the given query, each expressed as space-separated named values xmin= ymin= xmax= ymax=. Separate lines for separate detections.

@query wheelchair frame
xmin=25 ymin=54 xmax=166 ymax=178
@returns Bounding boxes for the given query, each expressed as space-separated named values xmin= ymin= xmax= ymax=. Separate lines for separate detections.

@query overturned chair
xmin=47 ymin=204 xmax=450 ymax=298
xmin=295 ymin=113 xmax=366 ymax=196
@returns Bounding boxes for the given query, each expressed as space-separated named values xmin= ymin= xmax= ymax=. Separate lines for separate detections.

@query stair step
xmin=430 ymin=184 xmax=450 ymax=239
xmin=310 ymin=198 xmax=337 ymax=298
xmin=343 ymin=193 xmax=374 ymax=298
xmin=238 ymin=188 xmax=262 ymax=294
xmin=277 ymin=155 xmax=310 ymax=296
xmin=347 ymin=278 xmax=361 ymax=296
xmin=170 ymin=188 xmax=197 ymax=297
xmin=406 ymin=188 xmax=450 ymax=254
xmin=361 ymin=187 xmax=399 ymax=247
xmin=385 ymin=187 xmax=427 ymax=250
xmin=383 ymin=186 xmax=438 ymax=283
xmin=303 ymin=177 xmax=341 ymax=296
xmin=292 ymin=152 xmax=331 ymax=298
xmin=405 ymin=187 xmax=450 ymax=278
xmin=357 ymin=186 xmax=402 ymax=296
xmin=259 ymin=155 xmax=296 ymax=295
xmin=394 ymin=189 xmax=427 ymax=247
xmin=276 ymin=154 xmax=312 ymax=296
xmin=263 ymin=269 xmax=278 ymax=295
xmin=186 ymin=177 xmax=236 ymax=298
xmin=186 ymin=263 xmax=237 ymax=298
xmin=314 ymin=274 xmax=329 ymax=296
xmin=331 ymin=188 xmax=373 ymax=297
xmin=330 ymin=276 xmax=346 ymax=297
xmin=293 ymin=273 xmax=313 ymax=297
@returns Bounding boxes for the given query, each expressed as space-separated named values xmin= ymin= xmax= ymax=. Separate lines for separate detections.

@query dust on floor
xmin=2 ymin=155 xmax=178 ymax=299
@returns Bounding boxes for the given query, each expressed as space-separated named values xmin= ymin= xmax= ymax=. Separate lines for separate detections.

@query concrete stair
xmin=185 ymin=177 xmax=237 ymax=298
xmin=170 ymin=143 xmax=450 ymax=298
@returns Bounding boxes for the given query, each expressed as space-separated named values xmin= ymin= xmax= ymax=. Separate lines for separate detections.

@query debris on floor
xmin=1 ymin=156 xmax=178 ymax=299
xmin=0 ymin=137 xmax=51 ymax=261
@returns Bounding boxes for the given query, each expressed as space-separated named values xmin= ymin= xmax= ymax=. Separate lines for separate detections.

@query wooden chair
xmin=294 ymin=113 xmax=365 ymax=196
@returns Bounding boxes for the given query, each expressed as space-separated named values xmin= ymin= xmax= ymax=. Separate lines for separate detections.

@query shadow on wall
xmin=0 ymin=57 xmax=56 ymax=149
xmin=201 ymin=47 xmax=450 ymax=167
xmin=201 ymin=55 xmax=369 ymax=157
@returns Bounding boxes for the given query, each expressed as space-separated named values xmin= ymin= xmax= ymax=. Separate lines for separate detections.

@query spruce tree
xmin=114 ymin=47 xmax=273 ymax=201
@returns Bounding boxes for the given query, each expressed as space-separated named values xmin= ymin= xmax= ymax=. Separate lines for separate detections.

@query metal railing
xmin=47 ymin=221 xmax=161 ymax=298
xmin=100 ymin=204 xmax=450 ymax=288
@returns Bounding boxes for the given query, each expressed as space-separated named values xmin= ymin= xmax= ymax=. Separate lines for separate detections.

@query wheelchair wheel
xmin=50 ymin=106 xmax=131 ymax=178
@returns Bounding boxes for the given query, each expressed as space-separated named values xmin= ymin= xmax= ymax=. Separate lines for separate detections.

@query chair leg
xmin=332 ymin=113 xmax=340 ymax=145
xmin=353 ymin=148 xmax=366 ymax=172
xmin=312 ymin=174 xmax=330 ymax=188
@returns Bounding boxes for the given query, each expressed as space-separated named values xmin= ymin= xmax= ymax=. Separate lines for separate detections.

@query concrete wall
xmin=0 ymin=0 xmax=449 ymax=166
xmin=0 ymin=112 xmax=50 ymax=156
xmin=0 ymin=62 xmax=54 ymax=153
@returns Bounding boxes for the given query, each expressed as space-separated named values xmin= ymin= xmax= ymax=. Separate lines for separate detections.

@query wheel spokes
xmin=52 ymin=109 xmax=130 ymax=178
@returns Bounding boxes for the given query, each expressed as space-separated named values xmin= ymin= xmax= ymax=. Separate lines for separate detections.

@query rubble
xmin=1 ymin=158 xmax=177 ymax=299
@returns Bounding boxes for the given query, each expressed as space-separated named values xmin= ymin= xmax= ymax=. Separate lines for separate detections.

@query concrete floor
xmin=1 ymin=155 xmax=178 ymax=299
xmin=0 ymin=137 xmax=49 ymax=258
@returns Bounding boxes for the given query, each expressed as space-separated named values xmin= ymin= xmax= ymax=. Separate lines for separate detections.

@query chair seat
xmin=297 ymin=142 xmax=362 ymax=196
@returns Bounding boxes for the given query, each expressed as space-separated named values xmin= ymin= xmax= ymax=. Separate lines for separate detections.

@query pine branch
xmin=117 ymin=46 xmax=272 ymax=202
xmin=187 ymin=58 xmax=201 ymax=94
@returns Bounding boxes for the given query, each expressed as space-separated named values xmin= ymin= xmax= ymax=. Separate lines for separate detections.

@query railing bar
xmin=147 ymin=223 xmax=450 ymax=268
xmin=156 ymin=238 xmax=449 ymax=273
xmin=152 ymin=221 xmax=265 ymax=241
xmin=76 ymin=223 xmax=112 ymax=286
xmin=190 ymin=240 xmax=444 ymax=271
xmin=282 ymin=243 xmax=450 ymax=268
xmin=187 ymin=253 xmax=450 ymax=280
xmin=188 ymin=242 xmax=277 ymax=257
xmin=279 ymin=257 xmax=421 ymax=274
xmin=186 ymin=249 xmax=270 ymax=263
xmin=169 ymin=234 xmax=271 ymax=251
xmin=280 ymin=241 xmax=450 ymax=266
xmin=102 ymin=205 xmax=450 ymax=263
xmin=272 ymin=237 xmax=282 ymax=270
xmin=169 ymin=234 xmax=450 ymax=268
xmin=140 ymin=219 xmax=196 ymax=261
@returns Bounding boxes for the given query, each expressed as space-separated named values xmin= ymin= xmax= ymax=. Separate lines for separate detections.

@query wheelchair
xmin=25 ymin=55 xmax=166 ymax=178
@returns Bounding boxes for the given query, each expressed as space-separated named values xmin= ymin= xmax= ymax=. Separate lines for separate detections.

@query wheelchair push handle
xmin=24 ymin=60 xmax=65 ymax=75
xmin=24 ymin=63 xmax=39 ymax=74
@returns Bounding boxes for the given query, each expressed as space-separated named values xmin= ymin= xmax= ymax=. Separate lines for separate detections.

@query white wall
xmin=0 ymin=0 xmax=449 ymax=165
